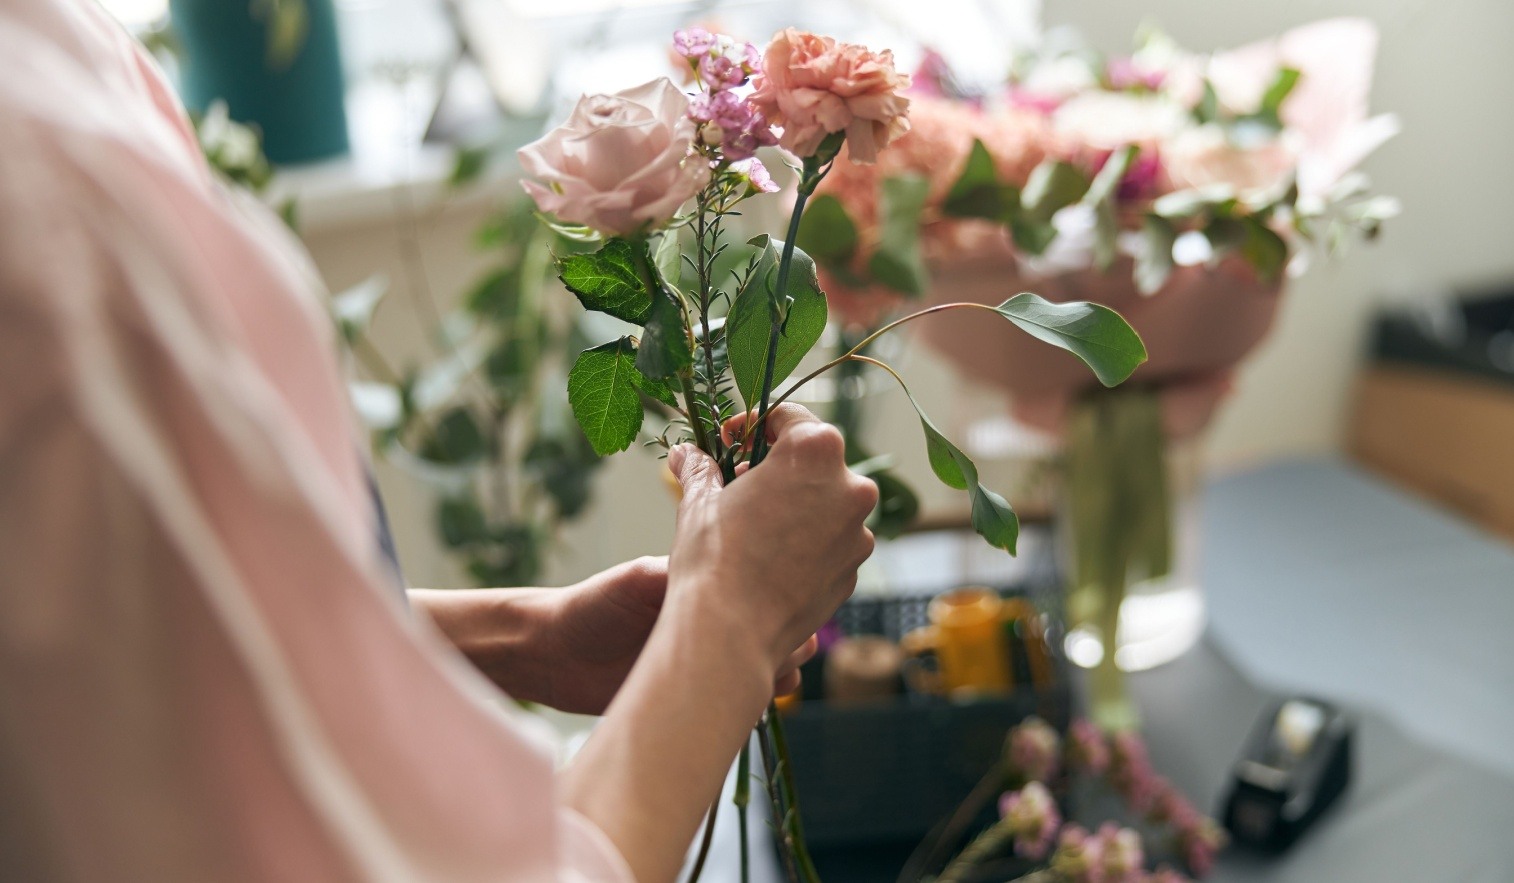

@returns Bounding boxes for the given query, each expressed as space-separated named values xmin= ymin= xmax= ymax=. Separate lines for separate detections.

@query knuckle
xmin=850 ymin=477 xmax=881 ymax=514
xmin=792 ymin=423 xmax=845 ymax=460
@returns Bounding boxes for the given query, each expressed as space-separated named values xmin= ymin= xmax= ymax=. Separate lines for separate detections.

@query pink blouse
xmin=0 ymin=2 xmax=632 ymax=880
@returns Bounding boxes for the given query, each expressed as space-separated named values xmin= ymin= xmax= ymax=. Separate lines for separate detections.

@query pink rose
xmin=749 ymin=28 xmax=911 ymax=163
xmin=518 ymin=78 xmax=709 ymax=237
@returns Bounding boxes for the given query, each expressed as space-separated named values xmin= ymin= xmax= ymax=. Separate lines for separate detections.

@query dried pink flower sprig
xmin=987 ymin=717 xmax=1226 ymax=880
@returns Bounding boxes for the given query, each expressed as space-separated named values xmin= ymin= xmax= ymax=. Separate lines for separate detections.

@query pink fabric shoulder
xmin=0 ymin=2 xmax=632 ymax=881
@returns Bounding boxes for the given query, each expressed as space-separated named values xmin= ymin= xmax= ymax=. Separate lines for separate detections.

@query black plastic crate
xmin=781 ymin=584 xmax=1071 ymax=853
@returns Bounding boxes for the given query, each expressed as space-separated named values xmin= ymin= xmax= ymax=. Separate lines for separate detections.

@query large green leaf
xmin=943 ymin=138 xmax=1019 ymax=221
xmin=558 ymin=239 xmax=652 ymax=324
xmin=796 ymin=194 xmax=859 ymax=265
xmin=567 ymin=337 xmax=662 ymax=455
xmin=725 ymin=237 xmax=828 ymax=407
xmin=867 ymin=174 xmax=931 ymax=296
xmin=635 ymin=286 xmax=693 ymax=380
xmin=993 ymin=293 xmax=1147 ymax=387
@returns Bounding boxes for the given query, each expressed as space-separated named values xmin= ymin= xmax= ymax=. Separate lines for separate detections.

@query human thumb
xmin=669 ymin=444 xmax=722 ymax=502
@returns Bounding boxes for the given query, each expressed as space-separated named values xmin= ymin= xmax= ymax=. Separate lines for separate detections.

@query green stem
xmin=765 ymin=703 xmax=821 ymax=883
xmin=934 ymin=817 xmax=1015 ymax=883
xmin=685 ymin=796 xmax=719 ymax=883
xmin=736 ymin=744 xmax=751 ymax=883
xmin=748 ymin=159 xmax=826 ymax=467
xmin=756 ymin=719 xmax=802 ymax=883
xmin=630 ymin=239 xmax=713 ymax=455
xmin=761 ymin=302 xmax=1005 ymax=422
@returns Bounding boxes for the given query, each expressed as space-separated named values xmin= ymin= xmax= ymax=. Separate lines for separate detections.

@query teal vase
xmin=171 ymin=0 xmax=349 ymax=164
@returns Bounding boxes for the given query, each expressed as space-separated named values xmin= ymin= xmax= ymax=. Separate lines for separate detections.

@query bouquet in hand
xmin=517 ymin=25 xmax=1148 ymax=883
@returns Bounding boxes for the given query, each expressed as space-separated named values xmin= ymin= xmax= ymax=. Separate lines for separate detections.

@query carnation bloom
xmin=518 ymin=78 xmax=708 ymax=237
xmin=749 ymin=28 xmax=912 ymax=163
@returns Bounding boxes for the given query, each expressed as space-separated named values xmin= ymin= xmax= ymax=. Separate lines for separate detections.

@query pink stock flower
xmin=673 ymin=27 xmax=717 ymax=59
xmin=688 ymin=90 xmax=778 ymax=160
xmin=1095 ymin=824 xmax=1146 ymax=883
xmin=1067 ymin=718 xmax=1111 ymax=775
xmin=1009 ymin=716 xmax=1062 ymax=783
xmin=999 ymin=781 xmax=1061 ymax=861
xmin=1143 ymin=866 xmax=1194 ymax=883
xmin=518 ymin=78 xmax=708 ymax=237
xmin=1174 ymin=812 xmax=1226 ymax=876
xmin=749 ymin=28 xmax=912 ymax=163
xmin=731 ymin=157 xmax=778 ymax=194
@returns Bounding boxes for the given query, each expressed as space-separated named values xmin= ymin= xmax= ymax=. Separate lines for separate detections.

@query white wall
xmin=301 ymin=0 xmax=1514 ymax=588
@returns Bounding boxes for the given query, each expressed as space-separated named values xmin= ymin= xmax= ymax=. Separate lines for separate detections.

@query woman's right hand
xmin=665 ymin=404 xmax=878 ymax=674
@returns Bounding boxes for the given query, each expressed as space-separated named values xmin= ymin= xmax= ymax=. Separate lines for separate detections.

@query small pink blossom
xmin=998 ymin=781 xmax=1061 ymax=860
xmin=749 ymin=28 xmax=912 ymax=163
xmin=673 ymin=27 xmax=717 ymax=59
xmin=1009 ymin=716 xmax=1062 ymax=783
xmin=1107 ymin=57 xmax=1167 ymax=91
xmin=1143 ymin=867 xmax=1193 ymax=883
xmin=689 ymin=90 xmax=778 ymax=161
xmin=1094 ymin=824 xmax=1145 ymax=883
xmin=1051 ymin=825 xmax=1105 ymax=883
xmin=1109 ymin=731 xmax=1159 ymax=813
xmin=731 ymin=157 xmax=778 ymax=194
xmin=1067 ymin=718 xmax=1111 ymax=775
xmin=1174 ymin=813 xmax=1226 ymax=877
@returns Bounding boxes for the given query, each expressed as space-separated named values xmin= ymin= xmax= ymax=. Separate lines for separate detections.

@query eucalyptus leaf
xmin=888 ymin=377 xmax=1018 ymax=553
xmin=558 ymin=239 xmax=651 ymax=324
xmin=868 ymin=174 xmax=931 ymax=296
xmin=796 ymin=194 xmax=859 ymax=265
xmin=568 ymin=337 xmax=653 ymax=455
xmin=993 ymin=293 xmax=1147 ymax=387
xmin=725 ymin=238 xmax=828 ymax=407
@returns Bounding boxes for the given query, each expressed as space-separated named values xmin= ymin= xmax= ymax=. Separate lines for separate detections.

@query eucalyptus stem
xmin=767 ymin=302 xmax=1005 ymax=416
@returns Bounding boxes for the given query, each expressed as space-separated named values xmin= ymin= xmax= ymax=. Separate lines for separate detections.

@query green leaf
xmin=1258 ymin=67 xmax=1301 ymax=123
xmin=420 ymin=407 xmax=488 ymax=464
xmin=1152 ymin=185 xmax=1234 ymax=220
xmin=1195 ymin=79 xmax=1219 ymax=124
xmin=449 ymin=146 xmax=490 ymax=189
xmin=463 ymin=265 xmax=521 ymax=318
xmin=558 ymin=239 xmax=652 ymax=325
xmin=993 ymin=293 xmax=1147 ymax=387
xmin=331 ymin=275 xmax=389 ymax=343
xmin=1021 ymin=160 xmax=1089 ymax=224
xmin=869 ymin=469 xmax=921 ymax=540
xmin=1240 ymin=217 xmax=1289 ymax=282
xmin=567 ymin=338 xmax=652 ymax=455
xmin=438 ymin=495 xmax=488 ymax=547
xmin=726 ymin=238 xmax=828 ymax=407
xmin=943 ymin=139 xmax=1019 ymax=221
xmin=1084 ymin=145 xmax=1138 ymax=208
xmin=867 ymin=174 xmax=931 ymax=296
xmin=652 ymin=230 xmax=682 ymax=291
xmin=1009 ymin=217 xmax=1059 ymax=255
xmin=1135 ymin=214 xmax=1176 ymax=295
xmin=634 ymin=287 xmax=693 ymax=380
xmin=889 ymin=376 xmax=1018 ymax=553
xmin=796 ymin=194 xmax=859 ymax=265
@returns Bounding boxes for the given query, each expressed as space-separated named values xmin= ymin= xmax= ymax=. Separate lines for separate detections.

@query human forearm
xmin=560 ymin=596 xmax=773 ymax=883
xmin=408 ymin=587 xmax=557 ymax=705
